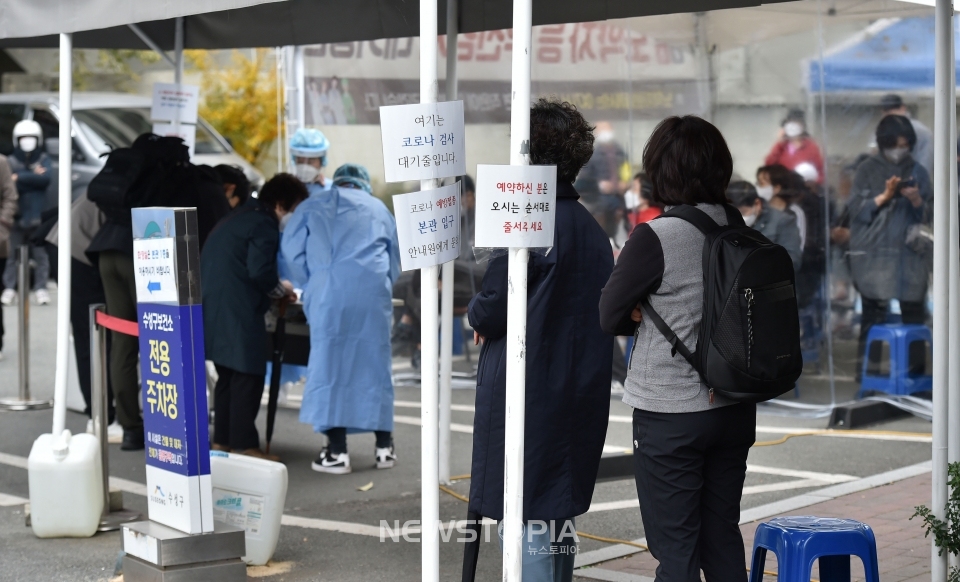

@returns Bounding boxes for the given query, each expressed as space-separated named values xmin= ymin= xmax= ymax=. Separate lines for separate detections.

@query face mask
xmin=884 ymin=147 xmax=909 ymax=164
xmin=18 ymin=136 xmax=37 ymax=153
xmin=595 ymin=130 xmax=615 ymax=143
xmin=623 ymin=189 xmax=640 ymax=210
xmin=742 ymin=212 xmax=757 ymax=227
xmin=295 ymin=163 xmax=320 ymax=183
xmin=279 ymin=212 xmax=292 ymax=232
xmin=755 ymin=185 xmax=774 ymax=201
xmin=783 ymin=122 xmax=803 ymax=138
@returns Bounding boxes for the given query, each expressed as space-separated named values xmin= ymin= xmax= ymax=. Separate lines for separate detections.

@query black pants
xmin=99 ymin=251 xmax=141 ymax=431
xmin=213 ymin=364 xmax=265 ymax=451
xmin=72 ymin=258 xmax=115 ymax=421
xmin=857 ymin=297 xmax=925 ymax=382
xmin=324 ymin=427 xmax=392 ymax=454
xmin=632 ymin=403 xmax=756 ymax=582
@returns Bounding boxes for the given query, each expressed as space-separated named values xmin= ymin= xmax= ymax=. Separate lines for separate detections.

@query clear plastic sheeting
xmin=472 ymin=246 xmax=552 ymax=263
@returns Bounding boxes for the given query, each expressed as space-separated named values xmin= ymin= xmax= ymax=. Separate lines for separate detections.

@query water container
xmin=28 ymin=430 xmax=104 ymax=538
xmin=210 ymin=451 xmax=287 ymax=565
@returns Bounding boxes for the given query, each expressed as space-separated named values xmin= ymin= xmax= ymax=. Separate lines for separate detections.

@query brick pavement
xmin=590 ymin=473 xmax=933 ymax=581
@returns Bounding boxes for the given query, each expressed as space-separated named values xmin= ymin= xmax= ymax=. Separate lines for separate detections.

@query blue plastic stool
xmin=750 ymin=517 xmax=880 ymax=582
xmin=859 ymin=324 xmax=932 ymax=396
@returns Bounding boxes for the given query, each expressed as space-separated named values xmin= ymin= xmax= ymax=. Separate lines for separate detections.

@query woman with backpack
xmin=600 ymin=116 xmax=772 ymax=582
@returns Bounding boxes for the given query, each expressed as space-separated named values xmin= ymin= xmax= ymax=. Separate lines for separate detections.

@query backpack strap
xmin=639 ymin=297 xmax=699 ymax=372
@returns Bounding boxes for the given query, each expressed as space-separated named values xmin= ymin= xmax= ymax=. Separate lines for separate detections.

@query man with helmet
xmin=282 ymin=158 xmax=400 ymax=475
xmin=1 ymin=120 xmax=52 ymax=306
xmin=289 ymin=128 xmax=332 ymax=196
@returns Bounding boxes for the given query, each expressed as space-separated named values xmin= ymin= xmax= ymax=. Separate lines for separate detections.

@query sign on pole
xmin=393 ymin=182 xmax=461 ymax=271
xmin=379 ymin=101 xmax=466 ymax=183
xmin=474 ymin=164 xmax=557 ymax=249
xmin=150 ymin=83 xmax=200 ymax=125
xmin=132 ymin=207 xmax=213 ymax=535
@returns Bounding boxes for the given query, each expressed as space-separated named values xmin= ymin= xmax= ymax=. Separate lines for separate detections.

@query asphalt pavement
xmin=0 ymin=295 xmax=935 ymax=582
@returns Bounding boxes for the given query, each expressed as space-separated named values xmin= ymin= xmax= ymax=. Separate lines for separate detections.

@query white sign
xmin=380 ymin=101 xmax=466 ymax=182
xmin=393 ymin=182 xmax=461 ymax=271
xmin=212 ymin=487 xmax=265 ymax=538
xmin=152 ymin=123 xmax=196 ymax=158
xmin=151 ymin=82 xmax=199 ymax=125
xmin=475 ymin=165 xmax=558 ymax=249
xmin=133 ymin=237 xmax=179 ymax=304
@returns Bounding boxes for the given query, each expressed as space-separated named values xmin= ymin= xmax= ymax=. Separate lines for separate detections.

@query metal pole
xmin=294 ymin=46 xmax=306 ymax=131
xmin=0 ymin=247 xmax=51 ymax=410
xmin=439 ymin=0 xmax=459 ymax=487
xmin=931 ymin=0 xmax=952 ymax=578
xmin=51 ymin=33 xmax=73 ymax=437
xmin=173 ymin=17 xmax=184 ymax=134
xmin=504 ymin=0 xmax=532 ymax=579
xmin=127 ymin=24 xmax=177 ymax=68
xmin=947 ymin=3 xmax=960 ymax=574
xmin=91 ymin=304 xmax=141 ymax=531
xmin=420 ymin=0 xmax=440 ymax=580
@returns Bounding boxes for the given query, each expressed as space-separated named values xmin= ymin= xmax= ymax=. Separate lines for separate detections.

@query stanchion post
xmin=0 ymin=246 xmax=51 ymax=410
xmin=503 ymin=0 xmax=533 ymax=579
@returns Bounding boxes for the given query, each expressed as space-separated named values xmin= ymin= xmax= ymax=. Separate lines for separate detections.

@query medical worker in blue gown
xmin=290 ymin=128 xmax=333 ymax=196
xmin=282 ymin=160 xmax=401 ymax=475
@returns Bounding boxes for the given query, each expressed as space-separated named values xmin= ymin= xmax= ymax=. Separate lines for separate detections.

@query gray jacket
xmin=755 ymin=204 xmax=802 ymax=270
xmin=600 ymin=203 xmax=738 ymax=413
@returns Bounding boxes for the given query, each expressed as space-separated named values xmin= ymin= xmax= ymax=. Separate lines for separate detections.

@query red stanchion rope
xmin=95 ymin=310 xmax=139 ymax=337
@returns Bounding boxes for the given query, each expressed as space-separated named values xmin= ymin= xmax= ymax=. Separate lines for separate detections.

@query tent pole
xmin=52 ymin=32 xmax=73 ymax=439
xmin=420 ymin=0 xmax=440 ymax=580
xmin=947 ymin=4 xmax=960 ymax=574
xmin=438 ymin=0 xmax=459 ymax=487
xmin=127 ymin=24 xmax=177 ymax=68
xmin=932 ymin=0 xmax=953 ymax=579
xmin=504 ymin=0 xmax=532 ymax=579
xmin=294 ymin=46 xmax=305 ymax=132
xmin=174 ymin=17 xmax=184 ymax=133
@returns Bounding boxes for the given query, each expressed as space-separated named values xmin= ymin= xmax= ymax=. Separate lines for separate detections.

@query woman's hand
xmin=630 ymin=306 xmax=643 ymax=323
xmin=901 ymin=185 xmax=923 ymax=208
xmin=474 ymin=331 xmax=485 ymax=345
xmin=874 ymin=175 xmax=900 ymax=207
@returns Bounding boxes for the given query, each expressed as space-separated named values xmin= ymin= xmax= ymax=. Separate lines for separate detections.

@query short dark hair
xmin=634 ymin=172 xmax=656 ymax=204
xmin=880 ymin=94 xmax=904 ymax=112
xmin=726 ymin=181 xmax=760 ymax=208
xmin=259 ymin=173 xmax=308 ymax=212
xmin=459 ymin=174 xmax=475 ymax=194
xmin=876 ymin=114 xmax=917 ymax=150
xmin=529 ymin=99 xmax=594 ymax=183
xmin=642 ymin=116 xmax=732 ymax=206
xmin=214 ymin=164 xmax=251 ymax=206
xmin=758 ymin=164 xmax=805 ymax=191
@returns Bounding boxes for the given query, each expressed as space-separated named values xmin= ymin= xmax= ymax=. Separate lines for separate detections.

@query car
xmin=0 ymin=92 xmax=265 ymax=208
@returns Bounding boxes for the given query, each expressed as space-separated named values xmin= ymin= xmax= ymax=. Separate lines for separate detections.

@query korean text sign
xmin=379 ymin=101 xmax=466 ymax=182
xmin=474 ymin=165 xmax=557 ymax=249
xmin=133 ymin=207 xmax=212 ymax=535
xmin=150 ymin=82 xmax=199 ymax=125
xmin=393 ymin=182 xmax=461 ymax=271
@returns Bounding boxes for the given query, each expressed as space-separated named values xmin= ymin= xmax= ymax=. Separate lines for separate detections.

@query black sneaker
xmin=311 ymin=448 xmax=351 ymax=474
xmin=375 ymin=445 xmax=397 ymax=469
xmin=121 ymin=430 xmax=145 ymax=451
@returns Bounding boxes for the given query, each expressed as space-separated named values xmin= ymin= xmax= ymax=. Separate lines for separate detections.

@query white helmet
xmin=13 ymin=119 xmax=42 ymax=142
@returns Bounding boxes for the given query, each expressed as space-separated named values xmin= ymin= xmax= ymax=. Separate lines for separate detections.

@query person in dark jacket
xmin=600 ymin=116 xmax=754 ymax=582
xmin=848 ymin=115 xmax=932 ymax=382
xmin=465 ymin=99 xmax=613 ymax=581
xmin=87 ymin=133 xmax=230 ymax=450
xmin=727 ymin=181 xmax=802 ymax=270
xmin=201 ymin=173 xmax=303 ymax=459
xmin=2 ymin=120 xmax=52 ymax=306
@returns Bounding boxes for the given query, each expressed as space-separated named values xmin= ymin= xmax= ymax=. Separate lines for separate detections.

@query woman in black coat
xmin=465 ymin=100 xmax=614 ymax=581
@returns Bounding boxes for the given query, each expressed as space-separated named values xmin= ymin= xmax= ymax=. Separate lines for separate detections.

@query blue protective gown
xmin=281 ymin=183 xmax=401 ymax=434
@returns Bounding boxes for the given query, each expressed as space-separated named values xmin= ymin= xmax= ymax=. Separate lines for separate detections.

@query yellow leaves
xmin=187 ymin=49 xmax=278 ymax=165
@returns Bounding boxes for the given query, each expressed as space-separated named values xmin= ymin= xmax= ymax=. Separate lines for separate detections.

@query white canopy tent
xmin=3 ymin=0 xmax=958 ymax=579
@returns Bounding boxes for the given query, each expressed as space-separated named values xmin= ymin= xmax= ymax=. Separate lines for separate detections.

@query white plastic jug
xmin=210 ymin=451 xmax=287 ymax=565
xmin=28 ymin=430 xmax=104 ymax=538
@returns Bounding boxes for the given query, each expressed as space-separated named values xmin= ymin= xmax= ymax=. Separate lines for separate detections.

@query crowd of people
xmin=0 ymin=89 xmax=937 ymax=581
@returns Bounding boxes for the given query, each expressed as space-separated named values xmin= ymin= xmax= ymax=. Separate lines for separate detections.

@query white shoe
xmin=86 ymin=419 xmax=124 ymax=444
xmin=311 ymin=448 xmax=351 ymax=474
xmin=375 ymin=446 xmax=397 ymax=469
xmin=0 ymin=289 xmax=15 ymax=305
xmin=34 ymin=289 xmax=50 ymax=305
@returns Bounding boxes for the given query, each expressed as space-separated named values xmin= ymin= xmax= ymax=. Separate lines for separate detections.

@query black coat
xmin=467 ymin=181 xmax=614 ymax=521
xmin=201 ymin=199 xmax=281 ymax=376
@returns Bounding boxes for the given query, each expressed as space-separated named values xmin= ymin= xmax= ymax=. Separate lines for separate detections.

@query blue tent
xmin=810 ymin=16 xmax=960 ymax=92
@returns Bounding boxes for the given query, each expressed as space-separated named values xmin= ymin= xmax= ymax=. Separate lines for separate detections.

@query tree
xmin=913 ymin=462 xmax=960 ymax=582
xmin=186 ymin=49 xmax=278 ymax=165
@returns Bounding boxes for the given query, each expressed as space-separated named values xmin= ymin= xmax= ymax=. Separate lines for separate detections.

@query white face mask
xmin=742 ymin=211 xmax=758 ymax=227
xmin=279 ymin=212 xmax=292 ymax=232
xmin=755 ymin=185 xmax=774 ymax=201
xmin=295 ymin=163 xmax=320 ymax=184
xmin=623 ymin=189 xmax=640 ymax=210
xmin=884 ymin=147 xmax=909 ymax=164
xmin=595 ymin=130 xmax=615 ymax=143
xmin=783 ymin=122 xmax=804 ymax=138
xmin=18 ymin=136 xmax=38 ymax=153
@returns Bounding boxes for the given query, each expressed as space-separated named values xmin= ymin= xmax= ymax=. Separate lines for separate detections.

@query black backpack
xmin=641 ymin=205 xmax=802 ymax=403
